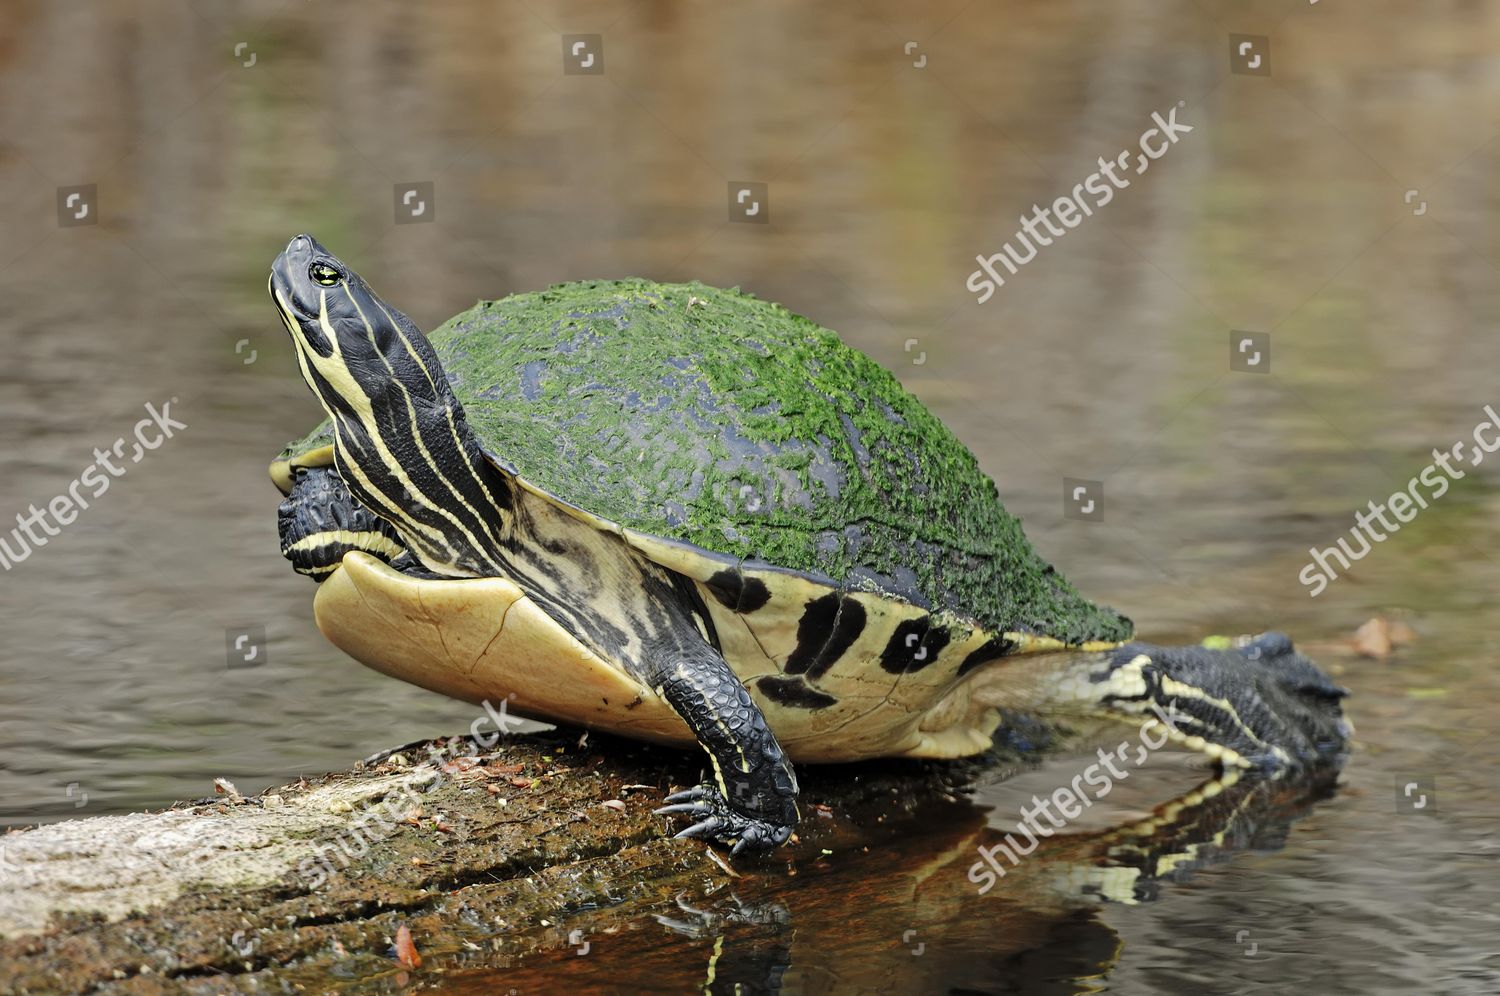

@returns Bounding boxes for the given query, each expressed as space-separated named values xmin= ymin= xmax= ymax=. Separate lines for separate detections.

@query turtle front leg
xmin=648 ymin=641 xmax=799 ymax=855
xmin=277 ymin=467 xmax=406 ymax=581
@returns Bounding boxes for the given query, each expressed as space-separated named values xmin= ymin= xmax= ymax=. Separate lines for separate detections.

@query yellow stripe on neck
xmin=284 ymin=529 xmax=406 ymax=560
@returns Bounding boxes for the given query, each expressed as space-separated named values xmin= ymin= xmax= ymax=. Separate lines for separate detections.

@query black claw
xmin=676 ymin=818 xmax=724 ymax=840
xmin=654 ymin=802 xmax=714 ymax=816
xmin=658 ymin=782 xmax=793 ymax=854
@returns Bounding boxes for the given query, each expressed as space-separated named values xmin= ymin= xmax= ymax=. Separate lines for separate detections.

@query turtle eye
xmin=309 ymin=262 xmax=342 ymax=286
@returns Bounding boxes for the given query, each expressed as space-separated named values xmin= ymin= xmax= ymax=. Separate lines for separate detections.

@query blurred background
xmin=1 ymin=0 xmax=1497 ymax=991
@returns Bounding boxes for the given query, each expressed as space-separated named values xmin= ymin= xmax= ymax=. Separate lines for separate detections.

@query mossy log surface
xmin=0 ymin=729 xmax=986 ymax=993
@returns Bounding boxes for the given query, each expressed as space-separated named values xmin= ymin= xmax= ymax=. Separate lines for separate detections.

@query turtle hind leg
xmin=1047 ymin=632 xmax=1351 ymax=770
xmin=649 ymin=640 xmax=799 ymax=855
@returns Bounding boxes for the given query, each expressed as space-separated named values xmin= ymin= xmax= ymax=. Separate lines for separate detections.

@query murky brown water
xmin=2 ymin=1 xmax=1498 ymax=991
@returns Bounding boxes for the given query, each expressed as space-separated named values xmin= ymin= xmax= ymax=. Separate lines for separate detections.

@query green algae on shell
xmin=284 ymin=279 xmax=1130 ymax=646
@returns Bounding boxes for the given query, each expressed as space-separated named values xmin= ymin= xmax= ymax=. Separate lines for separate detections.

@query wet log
xmin=0 ymin=717 xmax=1343 ymax=994
xmin=0 ymin=728 xmax=984 ymax=993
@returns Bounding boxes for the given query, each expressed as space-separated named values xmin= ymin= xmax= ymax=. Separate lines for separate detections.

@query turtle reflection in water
xmin=350 ymin=744 xmax=1342 ymax=992
xmin=267 ymin=234 xmax=1350 ymax=855
xmin=636 ymin=765 xmax=1345 ymax=994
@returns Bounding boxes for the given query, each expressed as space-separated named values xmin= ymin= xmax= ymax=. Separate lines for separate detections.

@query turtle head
xmin=269 ymin=234 xmax=513 ymax=579
xmin=270 ymin=234 xmax=407 ymax=368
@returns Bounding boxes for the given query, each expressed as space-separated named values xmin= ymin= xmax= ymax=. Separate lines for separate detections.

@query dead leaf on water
xmin=1350 ymin=616 xmax=1418 ymax=658
xmin=394 ymin=923 xmax=421 ymax=969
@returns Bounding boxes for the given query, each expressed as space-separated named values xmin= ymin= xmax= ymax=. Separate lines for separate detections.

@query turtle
xmin=267 ymin=234 xmax=1350 ymax=854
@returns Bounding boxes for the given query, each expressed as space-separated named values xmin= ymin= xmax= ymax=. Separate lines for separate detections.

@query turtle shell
xmin=278 ymin=279 xmax=1133 ymax=760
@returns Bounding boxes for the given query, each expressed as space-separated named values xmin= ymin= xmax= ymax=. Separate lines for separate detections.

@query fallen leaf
xmin=1387 ymin=620 xmax=1418 ymax=646
xmin=441 ymin=757 xmax=480 ymax=776
xmin=1351 ymin=618 xmax=1394 ymax=658
xmin=394 ymin=924 xmax=421 ymax=969
xmin=487 ymin=763 xmax=526 ymax=776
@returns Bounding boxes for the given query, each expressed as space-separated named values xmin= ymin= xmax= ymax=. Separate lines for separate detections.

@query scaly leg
xmin=649 ymin=640 xmax=799 ymax=855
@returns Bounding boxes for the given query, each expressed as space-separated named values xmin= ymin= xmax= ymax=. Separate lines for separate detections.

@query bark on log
xmin=0 ymin=728 xmax=986 ymax=993
xmin=0 ymin=722 xmax=1341 ymax=994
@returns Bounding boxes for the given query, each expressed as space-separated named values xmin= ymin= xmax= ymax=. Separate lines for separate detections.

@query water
xmin=1 ymin=0 xmax=1498 ymax=991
